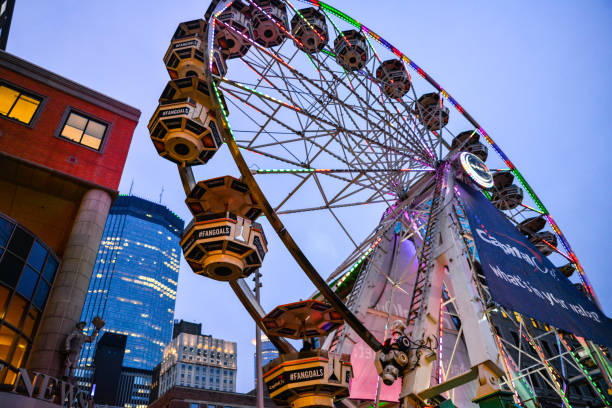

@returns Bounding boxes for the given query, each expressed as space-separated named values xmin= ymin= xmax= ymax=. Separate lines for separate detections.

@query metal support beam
xmin=400 ymin=168 xmax=505 ymax=407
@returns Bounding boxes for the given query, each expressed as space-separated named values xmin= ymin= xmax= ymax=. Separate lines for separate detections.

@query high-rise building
xmin=253 ymin=336 xmax=278 ymax=387
xmin=0 ymin=50 xmax=139 ymax=391
xmin=154 ymin=320 xmax=237 ymax=401
xmin=76 ymin=195 xmax=183 ymax=406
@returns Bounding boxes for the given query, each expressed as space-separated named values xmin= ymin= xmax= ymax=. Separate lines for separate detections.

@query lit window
xmin=59 ymin=111 xmax=107 ymax=150
xmin=0 ymin=83 xmax=42 ymax=125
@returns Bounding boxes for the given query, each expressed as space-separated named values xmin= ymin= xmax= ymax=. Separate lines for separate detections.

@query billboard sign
xmin=456 ymin=182 xmax=612 ymax=348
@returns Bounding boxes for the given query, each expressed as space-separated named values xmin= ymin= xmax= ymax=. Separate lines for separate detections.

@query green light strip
xmin=333 ymin=246 xmax=373 ymax=289
xmin=212 ymin=80 xmax=235 ymax=140
xmin=512 ymin=168 xmax=547 ymax=214
xmin=318 ymin=6 xmax=349 ymax=48
xmin=559 ymin=334 xmax=610 ymax=404
xmin=361 ymin=25 xmax=382 ymax=63
xmin=319 ymin=2 xmax=360 ymax=27
xmin=320 ymin=48 xmax=336 ymax=58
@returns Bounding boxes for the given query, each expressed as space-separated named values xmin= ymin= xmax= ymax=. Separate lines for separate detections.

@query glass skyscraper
xmin=254 ymin=336 xmax=279 ymax=387
xmin=76 ymin=195 xmax=183 ymax=403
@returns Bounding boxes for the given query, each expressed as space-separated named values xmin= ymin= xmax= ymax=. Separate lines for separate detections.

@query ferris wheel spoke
xmin=326 ymin=88 xmax=420 ymax=199
xmin=274 ymin=199 xmax=387 ymax=216
xmin=278 ymin=51 xmax=433 ymax=165
xmin=223 ymin=90 xmax=307 ymax=165
xmin=327 ymin=110 xmax=399 ymax=201
xmin=327 ymin=208 xmax=406 ymax=283
xmin=230 ymin=52 xmax=434 ymax=172
xmin=242 ymin=131 xmax=334 ymax=149
xmin=347 ymin=68 xmax=428 ymax=157
xmin=308 ymin=54 xmax=433 ymax=164
xmin=272 ymin=172 xmax=313 ymax=212
xmin=328 ymin=177 xmax=376 ymax=206
xmin=220 ymin=77 xmax=427 ymax=167
xmin=405 ymin=79 xmax=440 ymax=156
xmin=312 ymin=14 xmax=434 ymax=160
xmin=246 ymin=146 xmax=391 ymax=200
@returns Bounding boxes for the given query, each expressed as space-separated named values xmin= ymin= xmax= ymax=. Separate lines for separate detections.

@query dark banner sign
xmin=196 ymin=225 xmax=231 ymax=240
xmin=456 ymin=182 xmax=612 ymax=348
xmin=160 ymin=107 xmax=189 ymax=117
xmin=173 ymin=39 xmax=199 ymax=49
xmin=266 ymin=366 xmax=325 ymax=392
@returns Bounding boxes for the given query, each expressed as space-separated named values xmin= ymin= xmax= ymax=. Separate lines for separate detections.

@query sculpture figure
xmin=63 ymin=316 xmax=105 ymax=380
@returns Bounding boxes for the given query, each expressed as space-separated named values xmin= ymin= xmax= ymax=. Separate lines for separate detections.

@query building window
xmin=0 ymin=214 xmax=59 ymax=385
xmin=0 ymin=83 xmax=42 ymax=125
xmin=58 ymin=110 xmax=108 ymax=150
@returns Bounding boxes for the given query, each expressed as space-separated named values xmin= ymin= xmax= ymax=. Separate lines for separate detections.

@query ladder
xmin=406 ymin=164 xmax=446 ymax=335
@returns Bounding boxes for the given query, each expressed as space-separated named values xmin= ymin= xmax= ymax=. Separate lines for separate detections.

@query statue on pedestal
xmin=63 ymin=316 xmax=105 ymax=380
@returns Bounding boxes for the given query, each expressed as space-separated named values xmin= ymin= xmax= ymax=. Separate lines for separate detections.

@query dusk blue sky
xmin=7 ymin=1 xmax=611 ymax=393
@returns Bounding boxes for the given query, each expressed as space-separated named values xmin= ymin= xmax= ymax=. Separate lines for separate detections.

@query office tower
xmin=155 ymin=320 xmax=237 ymax=399
xmin=0 ymin=50 xmax=139 ymax=389
xmin=254 ymin=336 xmax=279 ymax=387
xmin=76 ymin=195 xmax=183 ymax=406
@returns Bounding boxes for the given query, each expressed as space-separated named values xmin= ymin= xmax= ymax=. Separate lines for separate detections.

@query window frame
xmin=0 ymin=213 xmax=60 ymax=385
xmin=54 ymin=107 xmax=112 ymax=153
xmin=0 ymin=80 xmax=46 ymax=127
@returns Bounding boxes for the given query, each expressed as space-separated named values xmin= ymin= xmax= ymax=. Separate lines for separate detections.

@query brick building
xmin=0 ymin=49 xmax=140 ymax=384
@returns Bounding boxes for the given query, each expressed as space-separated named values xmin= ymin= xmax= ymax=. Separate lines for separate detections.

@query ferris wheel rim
xmin=194 ymin=2 xmax=612 ymax=405
xmin=153 ymin=4 xmax=610 ymax=403
xmin=204 ymin=0 xmax=593 ymax=301
xmin=290 ymin=0 xmax=596 ymax=300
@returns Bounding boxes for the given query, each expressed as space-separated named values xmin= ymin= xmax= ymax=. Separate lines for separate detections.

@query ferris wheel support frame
xmin=184 ymin=2 xmax=612 ymax=406
xmin=398 ymin=165 xmax=506 ymax=407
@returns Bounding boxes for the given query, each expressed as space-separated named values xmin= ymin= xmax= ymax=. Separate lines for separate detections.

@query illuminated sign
xmin=459 ymin=152 xmax=493 ymax=189
xmin=266 ymin=366 xmax=325 ymax=392
xmin=172 ymin=39 xmax=199 ymax=49
xmin=159 ymin=107 xmax=189 ymax=117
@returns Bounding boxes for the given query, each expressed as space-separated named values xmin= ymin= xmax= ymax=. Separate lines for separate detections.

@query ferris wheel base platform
xmin=472 ymin=390 xmax=519 ymax=408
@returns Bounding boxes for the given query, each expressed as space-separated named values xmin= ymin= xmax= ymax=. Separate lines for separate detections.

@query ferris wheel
xmin=148 ymin=1 xmax=612 ymax=407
